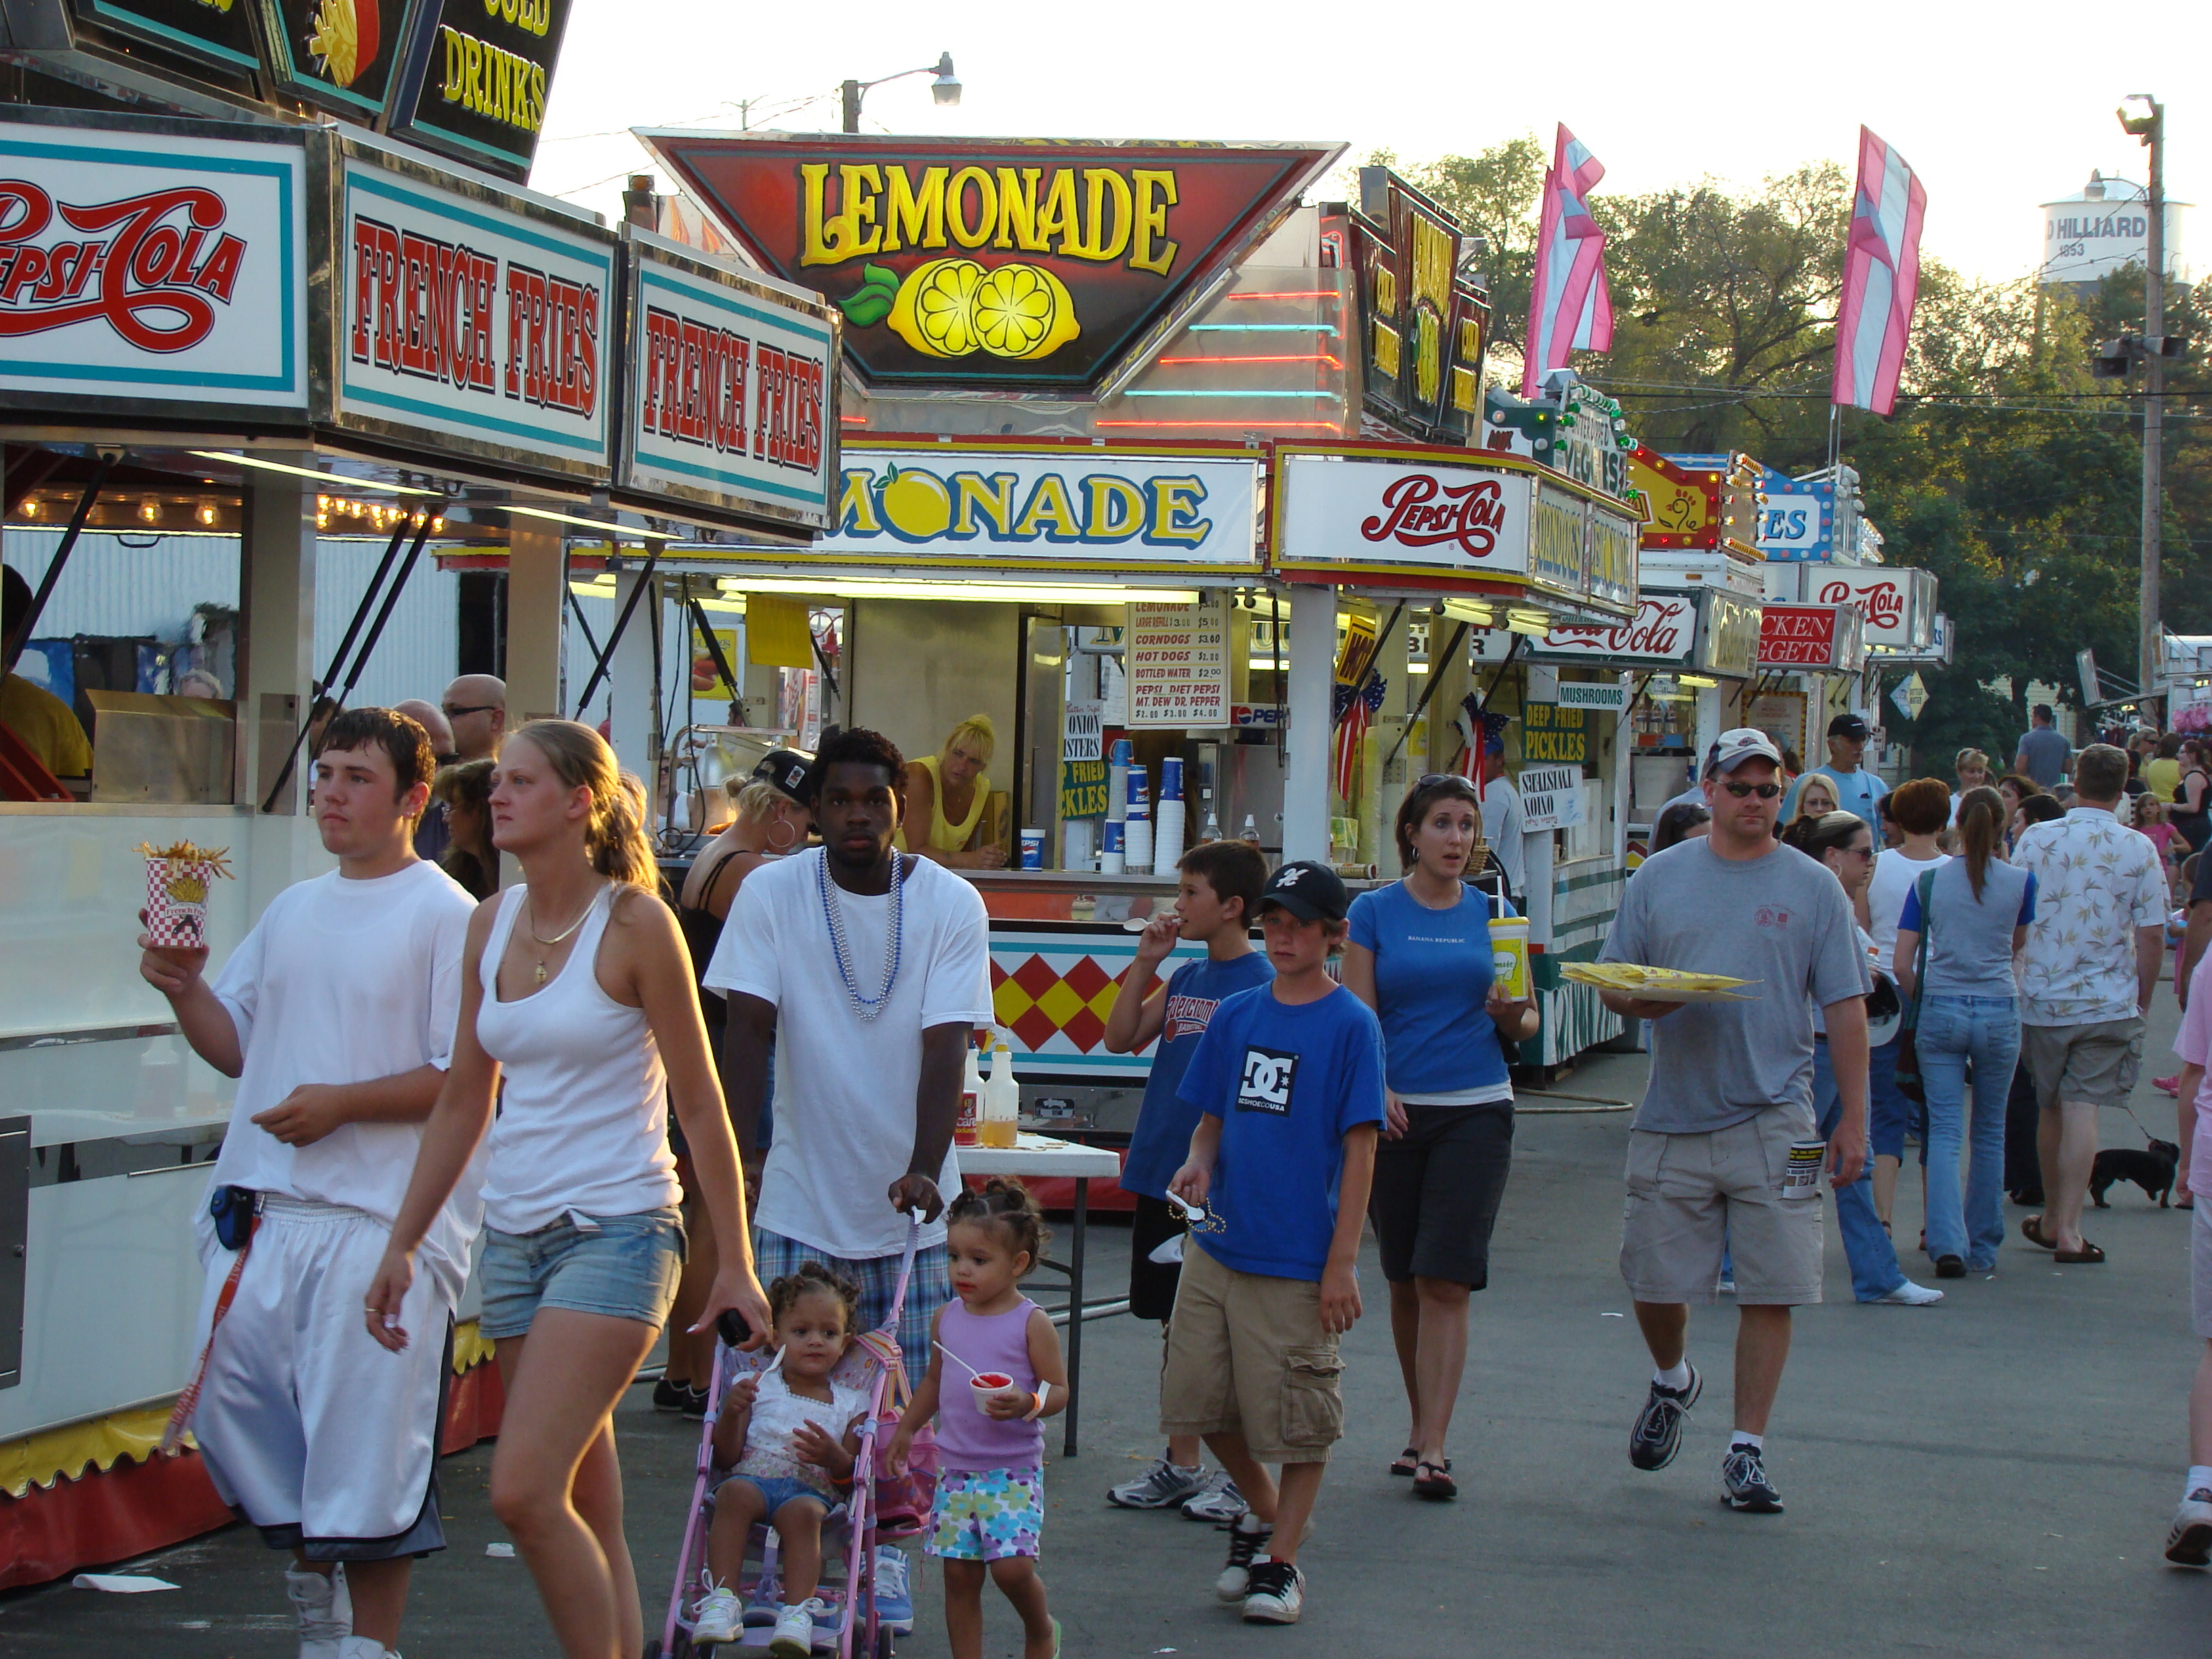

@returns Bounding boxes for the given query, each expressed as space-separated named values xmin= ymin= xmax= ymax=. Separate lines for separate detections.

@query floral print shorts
xmin=924 ymin=1466 xmax=1044 ymax=1561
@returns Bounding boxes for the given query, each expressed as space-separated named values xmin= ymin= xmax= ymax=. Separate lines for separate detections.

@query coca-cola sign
xmin=1274 ymin=449 xmax=1536 ymax=585
xmin=1536 ymin=595 xmax=1695 ymax=664
xmin=0 ymin=122 xmax=306 ymax=411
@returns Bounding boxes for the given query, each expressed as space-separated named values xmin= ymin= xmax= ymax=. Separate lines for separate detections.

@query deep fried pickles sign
xmin=0 ymin=123 xmax=306 ymax=410
xmin=636 ymin=134 xmax=1336 ymax=390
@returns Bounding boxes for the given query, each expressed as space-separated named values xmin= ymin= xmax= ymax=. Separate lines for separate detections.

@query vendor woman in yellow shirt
xmin=896 ymin=714 xmax=1005 ymax=868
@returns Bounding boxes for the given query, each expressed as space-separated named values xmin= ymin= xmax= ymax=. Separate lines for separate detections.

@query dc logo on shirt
xmin=1236 ymin=1046 xmax=1298 ymax=1114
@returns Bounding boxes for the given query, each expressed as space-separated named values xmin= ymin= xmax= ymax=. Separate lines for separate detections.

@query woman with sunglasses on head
xmin=1892 ymin=785 xmax=2034 ymax=1279
xmin=1779 ymin=810 xmax=1942 ymax=1305
xmin=1340 ymin=774 xmax=1536 ymax=1500
xmin=365 ymin=720 xmax=771 ymax=1659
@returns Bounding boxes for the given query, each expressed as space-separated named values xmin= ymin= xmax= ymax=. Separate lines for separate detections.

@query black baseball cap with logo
xmin=750 ymin=748 xmax=814 ymax=804
xmin=1828 ymin=712 xmax=1870 ymax=741
xmin=1254 ymin=859 xmax=1350 ymax=923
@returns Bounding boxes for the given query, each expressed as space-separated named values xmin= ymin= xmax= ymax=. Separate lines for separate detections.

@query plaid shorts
xmin=753 ymin=1228 xmax=949 ymax=1382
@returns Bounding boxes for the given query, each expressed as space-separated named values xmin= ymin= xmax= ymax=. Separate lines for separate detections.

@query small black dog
xmin=2089 ymin=1139 xmax=2180 ymax=1208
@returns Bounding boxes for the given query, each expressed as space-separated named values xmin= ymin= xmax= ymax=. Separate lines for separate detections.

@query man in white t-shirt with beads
xmin=707 ymin=726 xmax=994 ymax=1372
xmin=140 ymin=708 xmax=478 ymax=1659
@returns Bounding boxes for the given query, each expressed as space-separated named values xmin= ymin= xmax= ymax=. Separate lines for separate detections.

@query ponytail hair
xmin=945 ymin=1175 xmax=1050 ymax=1269
xmin=1957 ymin=784 xmax=2005 ymax=899
xmin=502 ymin=719 xmax=657 ymax=888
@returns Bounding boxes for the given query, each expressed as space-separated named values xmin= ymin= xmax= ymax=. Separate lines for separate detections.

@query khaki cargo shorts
xmin=1159 ymin=1242 xmax=1345 ymax=1464
xmin=2020 ymin=1015 xmax=2145 ymax=1111
xmin=1620 ymin=1103 xmax=1825 ymax=1307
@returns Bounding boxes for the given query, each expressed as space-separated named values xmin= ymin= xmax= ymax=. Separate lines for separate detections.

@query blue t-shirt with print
xmin=1175 ymin=983 xmax=1387 ymax=1282
xmin=1119 ymin=951 xmax=1275 ymax=1201
xmin=1347 ymin=880 xmax=1517 ymax=1097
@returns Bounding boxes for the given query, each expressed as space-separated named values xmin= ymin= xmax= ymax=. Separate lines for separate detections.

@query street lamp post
xmin=2119 ymin=94 xmax=2165 ymax=712
xmin=840 ymin=54 xmax=961 ymax=134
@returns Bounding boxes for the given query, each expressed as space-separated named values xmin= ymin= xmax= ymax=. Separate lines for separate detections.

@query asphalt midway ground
xmin=7 ymin=1012 xmax=2210 ymax=1658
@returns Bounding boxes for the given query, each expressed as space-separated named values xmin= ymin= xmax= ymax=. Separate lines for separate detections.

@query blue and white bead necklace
xmin=817 ymin=846 xmax=905 ymax=1021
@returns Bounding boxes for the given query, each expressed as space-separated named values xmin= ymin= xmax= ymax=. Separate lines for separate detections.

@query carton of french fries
xmin=138 ymin=840 xmax=234 ymax=949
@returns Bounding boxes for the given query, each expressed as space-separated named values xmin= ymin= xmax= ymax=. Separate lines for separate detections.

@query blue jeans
xmin=1813 ymin=1040 xmax=1908 ymax=1300
xmin=1867 ymin=1032 xmax=1927 ymax=1164
xmin=1917 ymin=995 xmax=2021 ymax=1269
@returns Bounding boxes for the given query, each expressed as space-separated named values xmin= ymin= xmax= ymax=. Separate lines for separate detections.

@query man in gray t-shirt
xmin=1594 ymin=728 xmax=1870 ymax=1515
xmin=2014 ymin=705 xmax=2072 ymax=790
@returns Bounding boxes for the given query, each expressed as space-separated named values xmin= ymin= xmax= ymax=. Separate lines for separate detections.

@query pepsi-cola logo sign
xmin=0 ymin=181 xmax=246 ymax=352
xmin=1359 ymin=472 xmax=1507 ymax=560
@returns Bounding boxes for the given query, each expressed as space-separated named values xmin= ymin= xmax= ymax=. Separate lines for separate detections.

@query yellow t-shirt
xmin=2146 ymin=756 xmax=2183 ymax=802
xmin=1 ymin=672 xmax=92 ymax=777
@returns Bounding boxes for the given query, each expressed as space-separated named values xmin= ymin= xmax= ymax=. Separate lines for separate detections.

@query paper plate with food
xmin=1559 ymin=962 xmax=1759 ymax=1002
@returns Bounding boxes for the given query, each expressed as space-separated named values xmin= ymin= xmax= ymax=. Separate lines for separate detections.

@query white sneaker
xmin=1213 ymin=1511 xmax=1273 ymax=1602
xmin=1873 ymin=1280 xmax=1944 ymax=1306
xmin=693 ymin=1585 xmax=744 ymax=1646
xmin=771 ymin=1598 xmax=828 ymax=1658
xmin=1181 ymin=1470 xmax=1248 ymax=1524
xmin=286 ymin=1564 xmax=351 ymax=1659
xmin=337 ymin=1641 xmax=397 ymax=1659
xmin=1107 ymin=1456 xmax=1207 ymax=1509
xmin=1240 ymin=1559 xmax=1305 ymax=1624
xmin=2167 ymin=1488 xmax=2212 ymax=1567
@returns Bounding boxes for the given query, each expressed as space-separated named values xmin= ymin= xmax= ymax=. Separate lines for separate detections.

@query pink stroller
xmin=651 ymin=1223 xmax=935 ymax=1659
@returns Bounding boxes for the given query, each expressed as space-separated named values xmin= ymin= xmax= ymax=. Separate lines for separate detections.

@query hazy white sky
xmin=531 ymin=0 xmax=2207 ymax=289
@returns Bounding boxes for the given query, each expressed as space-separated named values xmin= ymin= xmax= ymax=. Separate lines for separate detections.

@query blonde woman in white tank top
xmin=366 ymin=720 xmax=770 ymax=1659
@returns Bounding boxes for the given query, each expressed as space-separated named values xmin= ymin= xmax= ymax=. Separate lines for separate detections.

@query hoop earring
xmin=766 ymin=817 xmax=800 ymax=852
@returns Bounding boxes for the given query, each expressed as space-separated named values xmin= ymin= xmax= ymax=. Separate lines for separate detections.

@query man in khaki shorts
xmin=2010 ymin=742 xmax=2166 ymax=1263
xmin=1597 ymin=729 xmax=1870 ymax=1514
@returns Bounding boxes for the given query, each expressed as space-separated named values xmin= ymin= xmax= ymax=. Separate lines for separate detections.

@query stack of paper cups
xmin=1124 ymin=815 xmax=1153 ymax=874
xmin=1100 ymin=819 xmax=1126 ymax=874
xmin=1107 ymin=737 xmax=1132 ymax=827
xmin=1155 ymin=798 xmax=1187 ymax=867
xmin=1160 ymin=754 xmax=1184 ymax=801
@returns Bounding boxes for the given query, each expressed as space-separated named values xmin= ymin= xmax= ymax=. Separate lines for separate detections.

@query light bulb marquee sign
xmin=635 ymin=134 xmax=1339 ymax=393
xmin=1347 ymin=167 xmax=1490 ymax=445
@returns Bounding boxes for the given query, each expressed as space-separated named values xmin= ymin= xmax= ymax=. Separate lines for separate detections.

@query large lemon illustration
xmin=877 ymin=466 xmax=953 ymax=540
xmin=886 ymin=259 xmax=1080 ymax=361
xmin=972 ymin=264 xmax=1079 ymax=361
xmin=888 ymin=259 xmax=985 ymax=359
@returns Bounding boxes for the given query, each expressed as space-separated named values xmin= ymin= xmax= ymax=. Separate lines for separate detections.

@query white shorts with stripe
xmin=190 ymin=1195 xmax=456 ymax=1558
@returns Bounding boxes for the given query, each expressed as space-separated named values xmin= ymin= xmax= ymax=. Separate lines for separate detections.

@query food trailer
xmin=0 ymin=102 xmax=838 ymax=1584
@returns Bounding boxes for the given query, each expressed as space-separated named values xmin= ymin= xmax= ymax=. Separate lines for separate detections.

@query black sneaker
xmin=681 ymin=1385 xmax=710 ymax=1418
xmin=1628 ymin=1363 xmax=1702 ymax=1471
xmin=1721 ymin=1444 xmax=1784 ymax=1513
xmin=1212 ymin=1512 xmax=1273 ymax=1602
xmin=1934 ymin=1254 xmax=1966 ymax=1279
xmin=652 ymin=1376 xmax=690 ymax=1412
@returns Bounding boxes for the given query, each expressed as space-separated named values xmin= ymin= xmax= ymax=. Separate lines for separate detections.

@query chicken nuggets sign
xmin=636 ymin=134 xmax=1338 ymax=392
xmin=336 ymin=155 xmax=613 ymax=473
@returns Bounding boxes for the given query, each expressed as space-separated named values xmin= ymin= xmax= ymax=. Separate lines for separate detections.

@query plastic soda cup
xmin=1489 ymin=916 xmax=1531 ymax=1000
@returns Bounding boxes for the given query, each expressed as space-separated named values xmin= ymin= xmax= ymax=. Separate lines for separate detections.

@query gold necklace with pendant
xmin=526 ymin=886 xmax=599 ymax=985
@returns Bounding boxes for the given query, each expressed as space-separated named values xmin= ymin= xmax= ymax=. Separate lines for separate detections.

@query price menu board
xmin=1126 ymin=597 xmax=1229 ymax=729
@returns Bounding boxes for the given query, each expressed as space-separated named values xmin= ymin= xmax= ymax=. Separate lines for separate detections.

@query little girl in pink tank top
xmin=890 ymin=1178 xmax=1068 ymax=1659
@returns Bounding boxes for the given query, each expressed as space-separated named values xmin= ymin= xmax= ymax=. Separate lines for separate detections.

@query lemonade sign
xmin=796 ymin=443 xmax=1263 ymax=573
xmin=636 ymin=134 xmax=1340 ymax=391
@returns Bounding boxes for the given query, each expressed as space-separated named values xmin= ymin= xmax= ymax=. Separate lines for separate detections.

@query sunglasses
xmin=442 ymin=703 xmax=497 ymax=719
xmin=1721 ymin=780 xmax=1783 ymax=799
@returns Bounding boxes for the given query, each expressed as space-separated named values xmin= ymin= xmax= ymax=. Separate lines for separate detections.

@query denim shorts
xmin=712 ymin=1471 xmax=834 ymax=1516
xmin=478 ymin=1207 xmax=686 ymax=1340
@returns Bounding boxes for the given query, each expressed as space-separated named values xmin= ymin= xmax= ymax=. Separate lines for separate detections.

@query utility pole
xmin=2123 ymin=96 xmax=2167 ymax=712
xmin=841 ymin=79 xmax=861 ymax=134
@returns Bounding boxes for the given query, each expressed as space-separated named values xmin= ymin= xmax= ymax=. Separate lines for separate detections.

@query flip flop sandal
xmin=2054 ymin=1244 xmax=2106 ymax=1264
xmin=2021 ymin=1216 xmax=2058 ymax=1250
xmin=1412 ymin=1460 xmax=1458 ymax=1500
xmin=1389 ymin=1446 xmax=1420 ymax=1477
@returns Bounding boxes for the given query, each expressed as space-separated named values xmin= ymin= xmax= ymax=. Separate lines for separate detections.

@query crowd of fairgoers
xmin=100 ymin=668 xmax=2212 ymax=1659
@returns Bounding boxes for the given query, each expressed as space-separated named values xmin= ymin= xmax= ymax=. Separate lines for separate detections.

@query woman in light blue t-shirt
xmin=1341 ymin=775 xmax=1536 ymax=1502
xmin=1894 ymin=785 xmax=2034 ymax=1277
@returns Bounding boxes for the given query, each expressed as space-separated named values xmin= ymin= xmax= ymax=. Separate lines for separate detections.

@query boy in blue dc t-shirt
xmin=1161 ymin=861 xmax=1384 ymax=1628
xmin=1102 ymin=840 xmax=1273 ymax=1517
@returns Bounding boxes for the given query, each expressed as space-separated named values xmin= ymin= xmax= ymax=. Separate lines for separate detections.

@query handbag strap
xmin=1902 ymin=868 xmax=1936 ymax=1030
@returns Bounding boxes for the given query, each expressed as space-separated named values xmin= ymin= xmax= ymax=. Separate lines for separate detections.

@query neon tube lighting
xmin=1225 ymin=291 xmax=1342 ymax=301
xmin=1155 ymin=354 xmax=1344 ymax=368
xmin=1121 ymin=390 xmax=1342 ymax=400
xmin=1094 ymin=420 xmax=1343 ymax=430
xmin=1187 ymin=323 xmax=1338 ymax=333
xmin=189 ymin=451 xmax=441 ymax=497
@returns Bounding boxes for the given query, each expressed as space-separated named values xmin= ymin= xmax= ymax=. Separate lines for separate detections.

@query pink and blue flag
xmin=1521 ymin=124 xmax=1614 ymax=397
xmin=1833 ymin=127 xmax=1927 ymax=416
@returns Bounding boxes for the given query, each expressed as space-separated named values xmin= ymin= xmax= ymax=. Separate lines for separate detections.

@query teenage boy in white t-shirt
xmin=140 ymin=708 xmax=478 ymax=1659
xmin=707 ymin=726 xmax=994 ymax=1372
